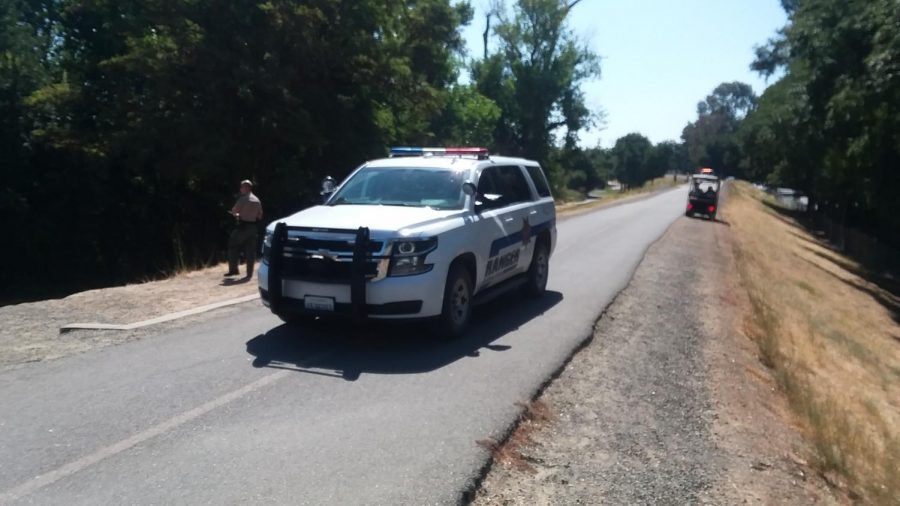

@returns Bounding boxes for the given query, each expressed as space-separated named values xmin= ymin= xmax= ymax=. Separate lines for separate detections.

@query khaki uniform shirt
xmin=232 ymin=192 xmax=263 ymax=223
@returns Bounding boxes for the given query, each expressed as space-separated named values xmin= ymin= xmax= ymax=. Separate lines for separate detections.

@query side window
xmin=475 ymin=168 xmax=501 ymax=210
xmin=500 ymin=166 xmax=533 ymax=203
xmin=525 ymin=165 xmax=552 ymax=198
xmin=477 ymin=166 xmax=532 ymax=210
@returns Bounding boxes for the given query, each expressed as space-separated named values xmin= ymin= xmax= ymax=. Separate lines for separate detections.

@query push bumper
xmin=259 ymin=223 xmax=445 ymax=319
xmin=258 ymin=263 xmax=444 ymax=319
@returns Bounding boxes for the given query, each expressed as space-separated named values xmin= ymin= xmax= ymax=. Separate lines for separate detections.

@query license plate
xmin=304 ymin=296 xmax=335 ymax=312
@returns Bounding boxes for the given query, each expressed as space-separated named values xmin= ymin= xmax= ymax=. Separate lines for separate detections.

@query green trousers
xmin=228 ymin=223 xmax=259 ymax=276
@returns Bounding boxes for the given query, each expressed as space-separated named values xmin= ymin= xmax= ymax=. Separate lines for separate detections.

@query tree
xmin=739 ymin=73 xmax=819 ymax=191
xmin=646 ymin=141 xmax=689 ymax=180
xmin=0 ymin=0 xmax=62 ymax=297
xmin=551 ymin=144 xmax=605 ymax=193
xmin=696 ymin=82 xmax=756 ymax=120
xmin=747 ymin=0 xmax=900 ymax=246
xmin=432 ymin=84 xmax=501 ymax=146
xmin=472 ymin=0 xmax=600 ymax=162
xmin=682 ymin=81 xmax=757 ymax=177
xmin=4 ymin=0 xmax=478 ymax=301
xmin=581 ymin=146 xmax=612 ymax=191
xmin=0 ymin=0 xmax=57 ymax=200
xmin=611 ymin=133 xmax=652 ymax=190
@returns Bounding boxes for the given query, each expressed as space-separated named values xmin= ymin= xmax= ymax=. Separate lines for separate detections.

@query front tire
xmin=438 ymin=263 xmax=473 ymax=338
xmin=523 ymin=241 xmax=550 ymax=297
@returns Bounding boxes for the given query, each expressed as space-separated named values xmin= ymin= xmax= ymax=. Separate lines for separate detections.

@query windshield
xmin=328 ymin=167 xmax=468 ymax=210
xmin=691 ymin=178 xmax=719 ymax=193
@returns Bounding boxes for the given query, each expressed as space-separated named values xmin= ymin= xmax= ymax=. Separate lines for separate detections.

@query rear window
xmin=525 ymin=165 xmax=552 ymax=198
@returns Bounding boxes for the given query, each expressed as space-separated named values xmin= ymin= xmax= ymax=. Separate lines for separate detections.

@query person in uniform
xmin=226 ymin=179 xmax=264 ymax=278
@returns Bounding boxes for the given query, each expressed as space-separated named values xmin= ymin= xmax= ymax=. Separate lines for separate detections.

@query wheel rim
xmin=450 ymin=277 xmax=470 ymax=326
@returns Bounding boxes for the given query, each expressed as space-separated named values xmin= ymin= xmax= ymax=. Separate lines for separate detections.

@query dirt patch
xmin=0 ymin=263 xmax=257 ymax=368
xmin=471 ymin=214 xmax=843 ymax=504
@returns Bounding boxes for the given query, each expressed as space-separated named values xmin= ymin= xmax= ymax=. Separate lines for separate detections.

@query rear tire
xmin=437 ymin=263 xmax=473 ymax=339
xmin=523 ymin=241 xmax=550 ymax=298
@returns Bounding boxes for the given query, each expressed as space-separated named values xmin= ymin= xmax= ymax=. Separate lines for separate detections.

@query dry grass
xmin=724 ymin=182 xmax=900 ymax=504
xmin=556 ymin=175 xmax=686 ymax=214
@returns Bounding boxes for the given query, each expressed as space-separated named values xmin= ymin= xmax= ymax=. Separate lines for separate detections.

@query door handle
xmin=503 ymin=217 xmax=514 ymax=223
xmin=529 ymin=210 xmax=538 ymax=215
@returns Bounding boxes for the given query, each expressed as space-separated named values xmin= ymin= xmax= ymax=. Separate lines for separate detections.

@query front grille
xmin=267 ymin=229 xmax=388 ymax=284
xmin=282 ymin=256 xmax=379 ymax=284
xmin=289 ymin=236 xmax=383 ymax=254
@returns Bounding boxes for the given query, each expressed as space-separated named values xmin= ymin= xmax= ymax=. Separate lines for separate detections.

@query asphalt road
xmin=0 ymin=186 xmax=688 ymax=505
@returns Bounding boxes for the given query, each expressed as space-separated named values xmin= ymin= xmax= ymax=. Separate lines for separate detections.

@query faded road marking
xmin=1 ymin=369 xmax=290 ymax=503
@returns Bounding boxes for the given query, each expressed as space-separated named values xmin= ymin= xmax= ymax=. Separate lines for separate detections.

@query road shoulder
xmin=471 ymin=217 xmax=843 ymax=504
xmin=0 ymin=263 xmax=258 ymax=369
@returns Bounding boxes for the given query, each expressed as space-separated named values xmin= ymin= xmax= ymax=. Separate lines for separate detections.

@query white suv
xmin=258 ymin=147 xmax=557 ymax=337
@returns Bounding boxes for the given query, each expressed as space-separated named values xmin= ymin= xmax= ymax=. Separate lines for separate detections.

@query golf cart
xmin=685 ymin=169 xmax=720 ymax=220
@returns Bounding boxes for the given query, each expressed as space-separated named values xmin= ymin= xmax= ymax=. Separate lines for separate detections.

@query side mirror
xmin=463 ymin=182 xmax=484 ymax=212
xmin=321 ymin=176 xmax=336 ymax=196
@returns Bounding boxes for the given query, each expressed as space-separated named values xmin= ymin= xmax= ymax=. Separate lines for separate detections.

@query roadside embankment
xmin=725 ymin=182 xmax=900 ymax=504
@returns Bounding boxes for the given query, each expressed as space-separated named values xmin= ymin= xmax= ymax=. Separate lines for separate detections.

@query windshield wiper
xmin=329 ymin=198 xmax=366 ymax=206
xmin=381 ymin=202 xmax=426 ymax=208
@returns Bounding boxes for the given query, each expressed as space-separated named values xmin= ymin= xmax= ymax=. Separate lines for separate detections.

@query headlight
xmin=261 ymin=229 xmax=274 ymax=263
xmin=388 ymin=237 xmax=437 ymax=277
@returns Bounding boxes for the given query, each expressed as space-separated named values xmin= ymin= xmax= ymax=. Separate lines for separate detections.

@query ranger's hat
xmin=240 ymin=179 xmax=253 ymax=187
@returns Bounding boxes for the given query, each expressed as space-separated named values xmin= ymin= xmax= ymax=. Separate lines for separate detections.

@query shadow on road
xmin=245 ymin=291 xmax=563 ymax=381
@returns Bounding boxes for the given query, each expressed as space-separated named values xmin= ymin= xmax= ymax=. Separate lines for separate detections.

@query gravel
xmin=0 ymin=263 xmax=257 ymax=368
xmin=472 ymin=217 xmax=842 ymax=505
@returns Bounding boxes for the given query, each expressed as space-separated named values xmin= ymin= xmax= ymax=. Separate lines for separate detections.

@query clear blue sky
xmin=461 ymin=0 xmax=787 ymax=148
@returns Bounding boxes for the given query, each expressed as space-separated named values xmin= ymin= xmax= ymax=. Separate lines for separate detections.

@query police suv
xmin=258 ymin=147 xmax=557 ymax=337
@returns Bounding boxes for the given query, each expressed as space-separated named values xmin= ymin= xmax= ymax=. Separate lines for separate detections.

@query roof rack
xmin=389 ymin=147 xmax=490 ymax=160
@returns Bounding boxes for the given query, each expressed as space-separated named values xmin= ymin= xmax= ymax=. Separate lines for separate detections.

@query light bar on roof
xmin=389 ymin=146 xmax=489 ymax=157
xmin=390 ymin=147 xmax=427 ymax=156
xmin=444 ymin=147 xmax=489 ymax=155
